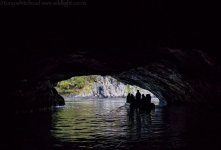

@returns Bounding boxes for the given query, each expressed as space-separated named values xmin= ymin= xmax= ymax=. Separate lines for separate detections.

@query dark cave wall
xmin=115 ymin=48 xmax=220 ymax=105
xmin=12 ymin=80 xmax=64 ymax=113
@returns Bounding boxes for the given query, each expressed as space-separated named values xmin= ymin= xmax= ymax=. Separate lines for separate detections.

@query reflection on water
xmin=13 ymin=98 xmax=221 ymax=150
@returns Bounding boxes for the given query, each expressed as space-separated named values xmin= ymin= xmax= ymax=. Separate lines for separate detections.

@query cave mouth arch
xmin=10 ymin=48 xmax=220 ymax=114
xmin=54 ymin=75 xmax=161 ymax=106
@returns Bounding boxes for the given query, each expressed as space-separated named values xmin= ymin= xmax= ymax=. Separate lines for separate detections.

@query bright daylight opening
xmin=55 ymin=75 xmax=160 ymax=105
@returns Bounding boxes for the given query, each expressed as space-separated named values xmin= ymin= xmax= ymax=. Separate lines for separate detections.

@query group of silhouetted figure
xmin=126 ymin=90 xmax=155 ymax=109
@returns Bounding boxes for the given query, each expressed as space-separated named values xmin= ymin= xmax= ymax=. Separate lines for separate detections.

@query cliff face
xmin=56 ymin=75 xmax=154 ymax=98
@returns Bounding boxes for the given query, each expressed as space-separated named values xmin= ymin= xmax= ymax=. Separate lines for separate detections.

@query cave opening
xmin=54 ymin=75 xmax=161 ymax=106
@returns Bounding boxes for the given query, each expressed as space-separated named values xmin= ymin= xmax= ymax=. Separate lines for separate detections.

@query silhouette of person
xmin=130 ymin=94 xmax=135 ymax=103
xmin=146 ymin=94 xmax=151 ymax=104
xmin=141 ymin=94 xmax=145 ymax=101
xmin=136 ymin=90 xmax=141 ymax=102
xmin=127 ymin=93 xmax=131 ymax=103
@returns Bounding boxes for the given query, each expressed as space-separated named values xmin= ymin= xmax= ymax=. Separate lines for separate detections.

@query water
xmin=12 ymin=98 xmax=221 ymax=150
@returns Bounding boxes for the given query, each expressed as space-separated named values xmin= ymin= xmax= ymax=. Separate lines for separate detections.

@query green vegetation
xmin=125 ymin=85 xmax=134 ymax=94
xmin=55 ymin=75 xmax=97 ymax=95
xmin=124 ymin=84 xmax=140 ymax=94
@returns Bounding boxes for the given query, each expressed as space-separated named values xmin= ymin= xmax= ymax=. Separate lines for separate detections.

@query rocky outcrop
xmin=12 ymin=80 xmax=64 ymax=114
xmin=93 ymin=76 xmax=126 ymax=97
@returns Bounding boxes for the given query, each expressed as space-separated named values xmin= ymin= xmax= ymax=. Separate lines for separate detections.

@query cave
xmin=55 ymin=75 xmax=160 ymax=105
xmin=2 ymin=0 xmax=221 ymax=149
xmin=8 ymin=47 xmax=220 ymax=113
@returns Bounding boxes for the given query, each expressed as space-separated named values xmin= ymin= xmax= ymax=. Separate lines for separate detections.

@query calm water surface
xmin=13 ymin=98 xmax=221 ymax=150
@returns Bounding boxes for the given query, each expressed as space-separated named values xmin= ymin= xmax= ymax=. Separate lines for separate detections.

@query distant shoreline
xmin=63 ymin=96 xmax=126 ymax=101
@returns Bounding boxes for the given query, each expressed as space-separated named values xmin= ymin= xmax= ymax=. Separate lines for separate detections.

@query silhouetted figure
xmin=129 ymin=92 xmax=155 ymax=111
xmin=130 ymin=94 xmax=135 ymax=103
xmin=141 ymin=94 xmax=145 ymax=101
xmin=127 ymin=93 xmax=131 ymax=103
xmin=146 ymin=94 xmax=151 ymax=104
xmin=136 ymin=90 xmax=141 ymax=102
